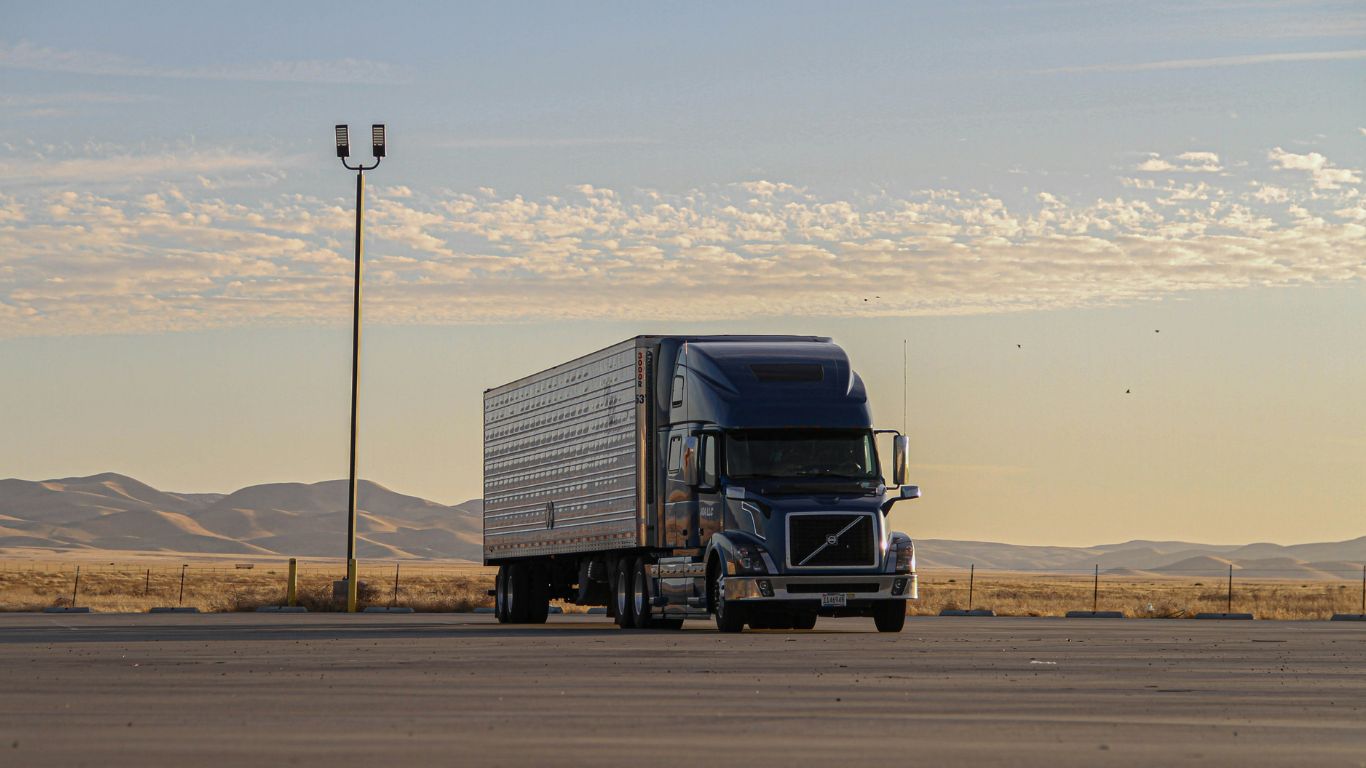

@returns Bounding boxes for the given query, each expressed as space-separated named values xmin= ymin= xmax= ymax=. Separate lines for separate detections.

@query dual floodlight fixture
xmin=335 ymin=123 xmax=385 ymax=168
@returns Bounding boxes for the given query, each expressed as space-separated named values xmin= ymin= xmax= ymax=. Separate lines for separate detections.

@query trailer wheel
xmin=872 ymin=602 xmax=906 ymax=633
xmin=710 ymin=563 xmax=745 ymax=633
xmin=631 ymin=557 xmax=654 ymax=629
xmin=506 ymin=562 xmax=531 ymax=623
xmin=525 ymin=562 xmax=550 ymax=624
xmin=613 ymin=560 xmax=635 ymax=629
xmin=494 ymin=565 xmax=510 ymax=624
xmin=792 ymin=611 xmax=817 ymax=630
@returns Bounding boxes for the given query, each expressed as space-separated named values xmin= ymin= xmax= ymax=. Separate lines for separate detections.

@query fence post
xmin=287 ymin=558 xmax=298 ymax=607
xmin=72 ymin=566 xmax=81 ymax=608
xmin=1360 ymin=564 xmax=1364 ymax=615
xmin=1227 ymin=563 xmax=1233 ymax=614
xmin=1093 ymin=564 xmax=1100 ymax=613
xmin=144 ymin=569 xmax=151 ymax=597
xmin=178 ymin=564 xmax=187 ymax=606
xmin=968 ymin=564 xmax=975 ymax=611
xmin=391 ymin=562 xmax=400 ymax=608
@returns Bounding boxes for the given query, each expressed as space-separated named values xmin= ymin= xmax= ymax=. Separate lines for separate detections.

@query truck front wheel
xmin=872 ymin=602 xmax=907 ymax=633
xmin=711 ymin=566 xmax=745 ymax=633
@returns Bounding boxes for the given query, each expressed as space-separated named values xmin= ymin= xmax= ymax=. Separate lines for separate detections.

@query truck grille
xmin=787 ymin=514 xmax=875 ymax=567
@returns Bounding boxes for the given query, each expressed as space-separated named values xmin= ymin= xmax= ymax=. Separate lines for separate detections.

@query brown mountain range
xmin=1 ymin=473 xmax=1362 ymax=578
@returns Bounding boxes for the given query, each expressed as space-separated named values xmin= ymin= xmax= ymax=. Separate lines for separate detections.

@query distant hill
xmin=0 ymin=473 xmax=482 ymax=561
xmin=1 ymin=473 xmax=1362 ymax=577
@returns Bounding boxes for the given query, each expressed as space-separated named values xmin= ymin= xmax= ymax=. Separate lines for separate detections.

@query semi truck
xmin=483 ymin=335 xmax=920 ymax=632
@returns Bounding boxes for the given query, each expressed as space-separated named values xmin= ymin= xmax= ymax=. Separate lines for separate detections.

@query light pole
xmin=335 ymin=123 xmax=385 ymax=613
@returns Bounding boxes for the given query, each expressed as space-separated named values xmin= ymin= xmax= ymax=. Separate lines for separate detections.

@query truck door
xmin=695 ymin=430 xmax=724 ymax=545
xmin=662 ymin=427 xmax=697 ymax=548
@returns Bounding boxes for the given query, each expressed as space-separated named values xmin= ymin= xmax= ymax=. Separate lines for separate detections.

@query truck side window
xmin=700 ymin=434 xmax=717 ymax=488
xmin=667 ymin=436 xmax=682 ymax=475
xmin=671 ymin=374 xmax=685 ymax=407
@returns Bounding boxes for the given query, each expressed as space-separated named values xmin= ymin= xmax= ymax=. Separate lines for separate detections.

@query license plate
xmin=820 ymin=593 xmax=848 ymax=608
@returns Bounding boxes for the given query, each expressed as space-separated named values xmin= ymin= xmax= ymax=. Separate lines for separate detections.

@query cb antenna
xmin=902 ymin=338 xmax=907 ymax=434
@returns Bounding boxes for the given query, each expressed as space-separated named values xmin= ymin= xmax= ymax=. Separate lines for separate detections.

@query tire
xmin=494 ymin=563 xmax=510 ymax=623
xmin=494 ymin=565 xmax=509 ymax=623
xmin=792 ymin=611 xmax=817 ymax=630
xmin=525 ymin=562 xmax=550 ymax=624
xmin=711 ymin=564 xmax=745 ymax=633
xmin=507 ymin=562 xmax=531 ymax=624
xmin=614 ymin=560 xmax=635 ymax=629
xmin=873 ymin=601 xmax=907 ymax=633
xmin=631 ymin=557 xmax=654 ymax=629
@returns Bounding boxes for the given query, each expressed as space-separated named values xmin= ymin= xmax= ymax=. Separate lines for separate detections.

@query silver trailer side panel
xmin=483 ymin=338 xmax=651 ymax=561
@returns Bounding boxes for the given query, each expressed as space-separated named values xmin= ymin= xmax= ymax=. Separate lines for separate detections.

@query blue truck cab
xmin=483 ymin=335 xmax=919 ymax=632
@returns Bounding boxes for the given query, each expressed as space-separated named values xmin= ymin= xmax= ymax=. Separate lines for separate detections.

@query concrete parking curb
xmin=255 ymin=606 xmax=308 ymax=613
xmin=1330 ymin=614 xmax=1366 ymax=621
xmin=939 ymin=609 xmax=995 ymax=616
xmin=42 ymin=606 xmax=90 ymax=613
xmin=1194 ymin=612 xmax=1254 ymax=620
xmin=1065 ymin=610 xmax=1125 ymax=618
xmin=149 ymin=607 xmax=199 ymax=613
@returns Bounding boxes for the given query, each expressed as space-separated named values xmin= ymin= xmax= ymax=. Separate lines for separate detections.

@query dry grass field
xmin=2 ymin=559 xmax=1362 ymax=619
xmin=911 ymin=572 xmax=1364 ymax=620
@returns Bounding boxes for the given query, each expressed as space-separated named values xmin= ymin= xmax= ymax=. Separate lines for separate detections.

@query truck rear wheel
xmin=525 ymin=562 xmax=550 ymax=624
xmin=507 ymin=563 xmax=532 ymax=623
xmin=494 ymin=565 xmax=510 ymax=623
xmin=613 ymin=561 xmax=635 ymax=629
xmin=872 ymin=602 xmax=906 ymax=633
xmin=631 ymin=557 xmax=654 ymax=629
xmin=792 ymin=611 xmax=817 ymax=630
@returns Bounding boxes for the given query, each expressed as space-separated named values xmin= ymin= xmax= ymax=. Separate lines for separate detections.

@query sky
xmin=1 ymin=1 xmax=1364 ymax=546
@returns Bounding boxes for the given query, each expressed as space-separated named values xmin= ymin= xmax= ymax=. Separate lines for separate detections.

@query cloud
xmin=1136 ymin=151 xmax=1223 ymax=173
xmin=432 ymin=137 xmax=662 ymax=149
xmin=1036 ymin=49 xmax=1366 ymax=75
xmin=1268 ymin=147 xmax=1362 ymax=189
xmin=0 ymin=148 xmax=1362 ymax=338
xmin=0 ymin=40 xmax=400 ymax=84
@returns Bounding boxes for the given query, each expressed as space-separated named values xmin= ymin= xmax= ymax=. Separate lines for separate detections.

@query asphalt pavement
xmin=1 ymin=613 xmax=1363 ymax=767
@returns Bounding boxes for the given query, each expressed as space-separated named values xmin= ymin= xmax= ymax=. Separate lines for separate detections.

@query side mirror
xmin=892 ymin=435 xmax=909 ymax=486
xmin=901 ymin=485 xmax=920 ymax=500
xmin=682 ymin=436 xmax=699 ymax=487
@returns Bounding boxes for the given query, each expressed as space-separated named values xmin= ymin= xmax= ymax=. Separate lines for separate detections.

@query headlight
xmin=732 ymin=543 xmax=772 ymax=575
xmin=894 ymin=539 xmax=915 ymax=574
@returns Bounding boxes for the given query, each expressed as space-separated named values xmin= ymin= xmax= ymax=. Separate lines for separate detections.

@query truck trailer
xmin=483 ymin=335 xmax=920 ymax=632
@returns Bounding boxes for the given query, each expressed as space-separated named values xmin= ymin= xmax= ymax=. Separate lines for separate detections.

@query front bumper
xmin=723 ymin=573 xmax=918 ymax=602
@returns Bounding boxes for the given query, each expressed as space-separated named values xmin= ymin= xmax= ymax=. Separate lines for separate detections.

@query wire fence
xmin=1 ymin=558 xmax=1363 ymax=620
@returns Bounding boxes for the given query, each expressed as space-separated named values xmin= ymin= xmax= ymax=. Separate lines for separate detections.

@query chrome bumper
xmin=723 ymin=573 xmax=918 ymax=602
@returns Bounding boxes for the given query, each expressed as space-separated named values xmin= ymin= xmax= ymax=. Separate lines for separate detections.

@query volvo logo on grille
xmin=825 ymin=534 xmax=841 ymax=546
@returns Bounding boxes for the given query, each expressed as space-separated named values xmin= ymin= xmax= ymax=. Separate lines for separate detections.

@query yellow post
xmin=347 ymin=557 xmax=358 ymax=612
xmin=286 ymin=558 xmax=298 ymax=607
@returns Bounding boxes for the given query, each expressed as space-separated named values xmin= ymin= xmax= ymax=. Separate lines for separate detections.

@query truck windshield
xmin=724 ymin=429 xmax=878 ymax=480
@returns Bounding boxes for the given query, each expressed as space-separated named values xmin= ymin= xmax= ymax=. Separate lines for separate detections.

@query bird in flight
xmin=1016 ymin=344 xmax=1022 ymax=349
xmin=1125 ymin=389 xmax=1131 ymax=394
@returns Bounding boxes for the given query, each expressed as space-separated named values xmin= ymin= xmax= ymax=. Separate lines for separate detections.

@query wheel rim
xmin=495 ymin=569 xmax=505 ymax=617
xmin=616 ymin=569 xmax=628 ymax=617
xmin=714 ymin=571 xmax=726 ymax=620
xmin=632 ymin=567 xmax=646 ymax=619
xmin=506 ymin=567 xmax=517 ymax=618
